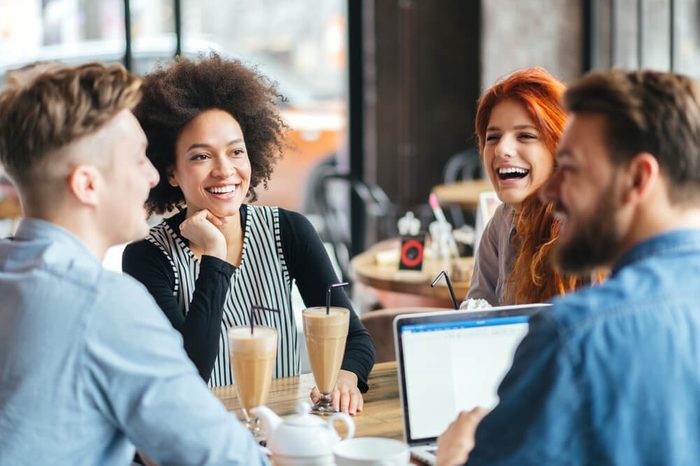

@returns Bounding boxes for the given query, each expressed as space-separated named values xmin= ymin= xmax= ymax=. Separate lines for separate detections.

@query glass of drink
xmin=228 ymin=326 xmax=277 ymax=440
xmin=303 ymin=306 xmax=350 ymax=415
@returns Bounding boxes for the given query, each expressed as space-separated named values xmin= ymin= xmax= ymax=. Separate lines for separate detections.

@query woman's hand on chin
xmin=179 ymin=209 xmax=227 ymax=260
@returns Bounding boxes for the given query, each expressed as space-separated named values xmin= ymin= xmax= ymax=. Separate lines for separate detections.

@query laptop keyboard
xmin=411 ymin=448 xmax=437 ymax=465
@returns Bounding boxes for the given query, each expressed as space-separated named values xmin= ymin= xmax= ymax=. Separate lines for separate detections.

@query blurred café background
xmin=2 ymin=0 xmax=700 ymax=319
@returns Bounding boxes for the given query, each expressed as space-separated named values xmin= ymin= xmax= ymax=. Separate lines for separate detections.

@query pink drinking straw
xmin=431 ymin=271 xmax=458 ymax=310
xmin=249 ymin=305 xmax=281 ymax=335
xmin=326 ymin=282 xmax=349 ymax=315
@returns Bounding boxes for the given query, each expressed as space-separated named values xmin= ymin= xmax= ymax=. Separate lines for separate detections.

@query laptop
xmin=393 ymin=304 xmax=550 ymax=465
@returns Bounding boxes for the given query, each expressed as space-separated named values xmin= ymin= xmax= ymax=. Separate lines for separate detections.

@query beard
xmin=553 ymin=181 xmax=623 ymax=276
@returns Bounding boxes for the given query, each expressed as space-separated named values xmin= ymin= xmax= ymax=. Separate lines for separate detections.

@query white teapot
xmin=251 ymin=401 xmax=355 ymax=466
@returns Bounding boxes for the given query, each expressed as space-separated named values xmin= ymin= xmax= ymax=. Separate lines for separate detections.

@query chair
xmin=441 ymin=147 xmax=482 ymax=227
xmin=300 ymin=155 xmax=337 ymax=221
xmin=315 ymin=172 xmax=396 ymax=284
xmin=360 ymin=307 xmax=448 ymax=362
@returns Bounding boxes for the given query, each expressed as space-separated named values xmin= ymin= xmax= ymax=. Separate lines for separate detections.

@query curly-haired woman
xmin=464 ymin=67 xmax=584 ymax=306
xmin=122 ymin=54 xmax=375 ymax=415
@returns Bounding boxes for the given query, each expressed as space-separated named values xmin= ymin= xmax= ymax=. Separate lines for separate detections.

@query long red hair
xmin=475 ymin=67 xmax=581 ymax=304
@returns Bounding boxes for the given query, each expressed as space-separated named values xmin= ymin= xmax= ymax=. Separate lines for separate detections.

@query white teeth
xmin=207 ymin=185 xmax=237 ymax=194
xmin=498 ymin=167 xmax=529 ymax=175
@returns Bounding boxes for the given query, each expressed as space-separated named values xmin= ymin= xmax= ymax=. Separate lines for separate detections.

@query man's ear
xmin=67 ymin=164 xmax=102 ymax=207
xmin=167 ymin=166 xmax=178 ymax=187
xmin=623 ymin=152 xmax=659 ymax=204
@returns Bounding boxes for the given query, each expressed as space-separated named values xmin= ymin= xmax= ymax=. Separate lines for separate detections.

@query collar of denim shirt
xmin=612 ymin=228 xmax=700 ymax=276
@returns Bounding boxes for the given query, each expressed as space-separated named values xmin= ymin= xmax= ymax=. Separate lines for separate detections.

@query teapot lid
xmin=285 ymin=401 xmax=324 ymax=427
xmin=265 ymin=401 xmax=341 ymax=458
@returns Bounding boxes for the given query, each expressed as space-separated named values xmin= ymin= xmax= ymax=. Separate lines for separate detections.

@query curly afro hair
xmin=135 ymin=53 xmax=287 ymax=214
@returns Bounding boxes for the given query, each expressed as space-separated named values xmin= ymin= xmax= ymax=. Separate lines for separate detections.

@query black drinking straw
xmin=431 ymin=271 xmax=458 ymax=310
xmin=249 ymin=305 xmax=281 ymax=335
xmin=326 ymin=282 xmax=350 ymax=315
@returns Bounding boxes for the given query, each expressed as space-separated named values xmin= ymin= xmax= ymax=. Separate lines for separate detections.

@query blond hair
xmin=0 ymin=62 xmax=142 ymax=186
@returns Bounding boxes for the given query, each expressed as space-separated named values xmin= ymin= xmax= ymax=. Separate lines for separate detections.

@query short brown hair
xmin=134 ymin=53 xmax=287 ymax=214
xmin=0 ymin=62 xmax=142 ymax=186
xmin=564 ymin=70 xmax=700 ymax=203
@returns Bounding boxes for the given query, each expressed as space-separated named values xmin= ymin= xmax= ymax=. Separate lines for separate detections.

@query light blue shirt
xmin=0 ymin=219 xmax=268 ymax=466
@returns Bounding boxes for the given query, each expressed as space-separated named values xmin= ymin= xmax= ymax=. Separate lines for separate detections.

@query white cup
xmin=333 ymin=437 xmax=410 ymax=466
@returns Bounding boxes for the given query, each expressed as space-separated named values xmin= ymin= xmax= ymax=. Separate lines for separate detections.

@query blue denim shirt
xmin=468 ymin=229 xmax=700 ymax=466
xmin=0 ymin=219 xmax=268 ymax=466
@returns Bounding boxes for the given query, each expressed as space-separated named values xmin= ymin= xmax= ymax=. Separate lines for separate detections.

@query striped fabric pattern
xmin=146 ymin=205 xmax=300 ymax=387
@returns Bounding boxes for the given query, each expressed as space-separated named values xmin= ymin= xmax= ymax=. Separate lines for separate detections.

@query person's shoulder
xmin=246 ymin=206 xmax=318 ymax=250
xmin=246 ymin=204 xmax=304 ymax=220
xmin=121 ymin=233 xmax=176 ymax=274
xmin=493 ymin=201 xmax=511 ymax=216
xmin=98 ymin=269 xmax=158 ymax=307
xmin=128 ymin=214 xmax=187 ymax=254
xmin=89 ymin=270 xmax=170 ymax=333
xmin=543 ymin=278 xmax=631 ymax=339
xmin=256 ymin=206 xmax=312 ymax=229
xmin=245 ymin=204 xmax=281 ymax=223
xmin=123 ymin=237 xmax=158 ymax=256
xmin=537 ymin=270 xmax=686 ymax=376
xmin=491 ymin=202 xmax=513 ymax=220
xmin=483 ymin=202 xmax=513 ymax=233
xmin=276 ymin=208 xmax=318 ymax=239
xmin=277 ymin=207 xmax=311 ymax=224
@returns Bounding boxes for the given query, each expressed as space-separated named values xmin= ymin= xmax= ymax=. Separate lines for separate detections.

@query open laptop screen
xmin=395 ymin=306 xmax=547 ymax=444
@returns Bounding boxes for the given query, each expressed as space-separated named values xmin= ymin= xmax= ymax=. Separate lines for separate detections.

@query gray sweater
xmin=467 ymin=203 xmax=517 ymax=305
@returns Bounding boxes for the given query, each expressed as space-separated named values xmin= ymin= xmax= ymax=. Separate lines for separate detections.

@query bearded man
xmin=437 ymin=70 xmax=700 ymax=466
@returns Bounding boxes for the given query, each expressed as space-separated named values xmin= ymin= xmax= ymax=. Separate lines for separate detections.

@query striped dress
xmin=145 ymin=205 xmax=300 ymax=386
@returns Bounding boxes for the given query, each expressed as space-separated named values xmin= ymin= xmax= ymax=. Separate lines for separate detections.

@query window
xmin=587 ymin=0 xmax=700 ymax=77
xmin=0 ymin=0 xmax=349 ymax=214
xmin=180 ymin=0 xmax=348 ymax=211
xmin=0 ymin=0 xmax=125 ymax=73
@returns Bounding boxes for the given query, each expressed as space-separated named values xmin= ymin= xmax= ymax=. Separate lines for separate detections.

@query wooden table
xmin=432 ymin=178 xmax=493 ymax=210
xmin=213 ymin=361 xmax=404 ymax=440
xmin=350 ymin=242 xmax=473 ymax=308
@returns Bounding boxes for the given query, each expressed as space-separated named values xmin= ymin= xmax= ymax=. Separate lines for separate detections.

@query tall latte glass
xmin=228 ymin=326 xmax=277 ymax=440
xmin=303 ymin=306 xmax=350 ymax=415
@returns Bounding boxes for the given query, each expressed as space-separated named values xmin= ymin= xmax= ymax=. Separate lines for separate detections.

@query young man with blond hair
xmin=0 ymin=63 xmax=267 ymax=465
xmin=438 ymin=70 xmax=700 ymax=465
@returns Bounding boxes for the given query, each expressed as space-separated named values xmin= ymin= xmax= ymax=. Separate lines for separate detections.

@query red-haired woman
xmin=463 ymin=67 xmax=583 ymax=306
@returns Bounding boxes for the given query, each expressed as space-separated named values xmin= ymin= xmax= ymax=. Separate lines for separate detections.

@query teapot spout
xmin=250 ymin=405 xmax=281 ymax=437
